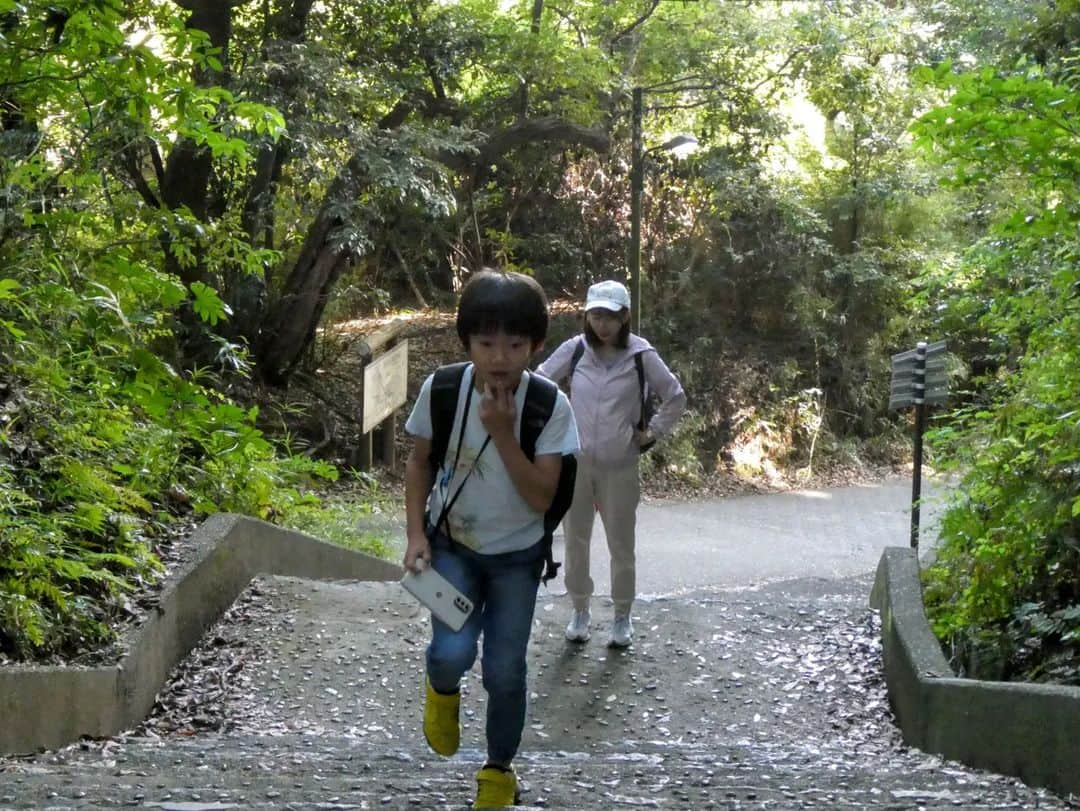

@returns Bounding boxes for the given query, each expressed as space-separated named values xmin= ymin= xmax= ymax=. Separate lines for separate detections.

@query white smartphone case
xmin=401 ymin=566 xmax=474 ymax=631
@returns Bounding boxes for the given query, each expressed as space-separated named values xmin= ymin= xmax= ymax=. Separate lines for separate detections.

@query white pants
xmin=562 ymin=458 xmax=640 ymax=615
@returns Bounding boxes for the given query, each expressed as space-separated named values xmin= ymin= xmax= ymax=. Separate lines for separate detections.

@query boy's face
xmin=467 ymin=330 xmax=539 ymax=392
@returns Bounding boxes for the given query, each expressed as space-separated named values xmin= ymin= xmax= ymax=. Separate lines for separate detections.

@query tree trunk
xmin=157 ymin=2 xmax=237 ymax=363
xmin=516 ymin=0 xmax=545 ymax=119
xmin=226 ymin=0 xmax=314 ymax=347
xmin=255 ymin=149 xmax=367 ymax=384
xmin=256 ymin=212 xmax=351 ymax=384
xmin=391 ymin=242 xmax=430 ymax=309
xmin=162 ymin=1 xmax=234 ymax=230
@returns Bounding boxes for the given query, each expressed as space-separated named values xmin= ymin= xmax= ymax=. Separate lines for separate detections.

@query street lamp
xmin=629 ymin=86 xmax=698 ymax=334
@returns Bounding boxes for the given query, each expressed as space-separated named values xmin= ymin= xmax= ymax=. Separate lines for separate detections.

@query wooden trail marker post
xmin=357 ymin=319 xmax=409 ymax=470
xmin=889 ymin=339 xmax=948 ymax=551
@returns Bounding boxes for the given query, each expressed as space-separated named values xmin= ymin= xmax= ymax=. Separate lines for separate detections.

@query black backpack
xmin=428 ymin=363 xmax=577 ymax=584
xmin=568 ymin=339 xmax=657 ymax=452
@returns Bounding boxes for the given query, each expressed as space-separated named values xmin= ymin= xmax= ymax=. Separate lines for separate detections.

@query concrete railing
xmin=871 ymin=547 xmax=1080 ymax=798
xmin=0 ymin=514 xmax=402 ymax=756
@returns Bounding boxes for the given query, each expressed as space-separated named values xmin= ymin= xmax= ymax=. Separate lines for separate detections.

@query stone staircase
xmin=1 ymin=577 xmax=1071 ymax=810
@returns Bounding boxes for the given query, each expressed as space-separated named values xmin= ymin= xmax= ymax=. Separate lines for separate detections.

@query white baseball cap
xmin=584 ymin=280 xmax=631 ymax=312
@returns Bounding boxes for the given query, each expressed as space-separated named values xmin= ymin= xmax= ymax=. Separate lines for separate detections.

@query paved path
xmin=555 ymin=478 xmax=948 ymax=598
xmin=1 ymin=479 xmax=1071 ymax=810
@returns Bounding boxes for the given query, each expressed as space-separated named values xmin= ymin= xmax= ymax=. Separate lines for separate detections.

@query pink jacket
xmin=538 ymin=334 xmax=686 ymax=467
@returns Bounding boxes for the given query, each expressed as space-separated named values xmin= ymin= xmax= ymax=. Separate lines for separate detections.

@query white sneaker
xmin=565 ymin=609 xmax=591 ymax=642
xmin=608 ymin=614 xmax=633 ymax=648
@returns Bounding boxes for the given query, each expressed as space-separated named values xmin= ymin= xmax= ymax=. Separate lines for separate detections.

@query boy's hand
xmin=479 ymin=383 xmax=516 ymax=440
xmin=403 ymin=531 xmax=431 ymax=573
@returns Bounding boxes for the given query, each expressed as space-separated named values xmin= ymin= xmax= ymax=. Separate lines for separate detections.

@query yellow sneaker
xmin=423 ymin=679 xmax=460 ymax=756
xmin=473 ymin=765 xmax=519 ymax=808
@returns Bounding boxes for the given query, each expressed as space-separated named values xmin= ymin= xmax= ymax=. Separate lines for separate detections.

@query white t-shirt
xmin=405 ymin=365 xmax=580 ymax=554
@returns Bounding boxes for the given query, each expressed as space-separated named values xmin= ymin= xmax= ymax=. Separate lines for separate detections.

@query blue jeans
xmin=426 ymin=528 xmax=543 ymax=765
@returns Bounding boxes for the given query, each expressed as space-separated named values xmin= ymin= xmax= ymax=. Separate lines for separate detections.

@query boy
xmin=403 ymin=269 xmax=579 ymax=808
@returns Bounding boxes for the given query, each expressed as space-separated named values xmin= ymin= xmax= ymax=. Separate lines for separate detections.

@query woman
xmin=537 ymin=280 xmax=686 ymax=647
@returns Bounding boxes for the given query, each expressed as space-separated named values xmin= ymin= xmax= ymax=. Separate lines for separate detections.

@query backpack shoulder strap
xmin=429 ymin=362 xmax=469 ymax=470
xmin=521 ymin=372 xmax=558 ymax=461
xmin=633 ymin=350 xmax=647 ymax=407
xmin=567 ymin=337 xmax=586 ymax=389
xmin=633 ymin=350 xmax=655 ymax=439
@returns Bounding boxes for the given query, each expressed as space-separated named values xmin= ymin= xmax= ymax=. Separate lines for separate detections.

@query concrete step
xmin=0 ymin=576 xmax=1071 ymax=810
xmin=2 ymin=731 xmax=1067 ymax=810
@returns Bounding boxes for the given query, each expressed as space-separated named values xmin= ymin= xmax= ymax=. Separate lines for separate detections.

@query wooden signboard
xmin=362 ymin=340 xmax=409 ymax=434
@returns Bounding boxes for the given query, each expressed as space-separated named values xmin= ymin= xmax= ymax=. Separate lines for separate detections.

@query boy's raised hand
xmin=479 ymin=382 xmax=516 ymax=439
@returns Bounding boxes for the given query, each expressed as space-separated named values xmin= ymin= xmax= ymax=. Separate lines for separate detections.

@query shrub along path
xmin=0 ymin=484 xmax=1071 ymax=809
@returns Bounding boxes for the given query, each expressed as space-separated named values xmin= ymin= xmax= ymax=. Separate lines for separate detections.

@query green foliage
xmin=189 ymin=281 xmax=232 ymax=327
xmin=640 ymin=409 xmax=708 ymax=488
xmin=0 ymin=279 xmax=27 ymax=338
xmin=281 ymin=471 xmax=396 ymax=559
xmin=0 ymin=254 xmax=349 ymax=659
xmin=0 ymin=3 xmax=389 ymax=661
xmin=914 ymin=55 xmax=1080 ymax=682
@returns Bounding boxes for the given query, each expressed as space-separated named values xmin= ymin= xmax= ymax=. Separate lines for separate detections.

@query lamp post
xmin=629 ymin=87 xmax=644 ymax=335
xmin=628 ymin=86 xmax=697 ymax=334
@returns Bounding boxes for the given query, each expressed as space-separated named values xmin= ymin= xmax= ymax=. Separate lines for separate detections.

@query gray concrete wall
xmin=871 ymin=546 xmax=1080 ymax=798
xmin=0 ymin=515 xmax=402 ymax=756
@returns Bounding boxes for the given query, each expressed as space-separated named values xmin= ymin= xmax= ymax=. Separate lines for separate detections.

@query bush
xmin=0 ymin=265 xmax=354 ymax=661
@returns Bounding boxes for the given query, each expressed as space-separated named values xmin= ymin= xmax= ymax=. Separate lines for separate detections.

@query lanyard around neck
xmin=435 ymin=371 xmax=492 ymax=531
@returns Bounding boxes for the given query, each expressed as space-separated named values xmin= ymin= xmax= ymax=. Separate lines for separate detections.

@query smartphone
xmin=400 ymin=565 xmax=474 ymax=631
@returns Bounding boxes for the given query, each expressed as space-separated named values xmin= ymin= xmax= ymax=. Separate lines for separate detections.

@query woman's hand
xmin=403 ymin=530 xmax=431 ymax=573
xmin=634 ymin=427 xmax=655 ymax=450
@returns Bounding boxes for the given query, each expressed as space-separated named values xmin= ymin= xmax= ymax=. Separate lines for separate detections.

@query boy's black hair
xmin=456 ymin=268 xmax=549 ymax=348
xmin=583 ymin=308 xmax=631 ymax=349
